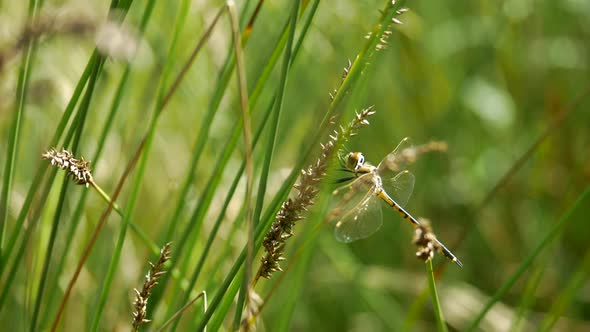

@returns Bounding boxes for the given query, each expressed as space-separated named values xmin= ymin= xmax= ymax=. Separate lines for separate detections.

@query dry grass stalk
xmin=132 ymin=242 xmax=172 ymax=331
xmin=257 ymin=107 xmax=376 ymax=281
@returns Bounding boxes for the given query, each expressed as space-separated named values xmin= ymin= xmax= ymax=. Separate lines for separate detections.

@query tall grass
xmin=1 ymin=0 xmax=590 ymax=331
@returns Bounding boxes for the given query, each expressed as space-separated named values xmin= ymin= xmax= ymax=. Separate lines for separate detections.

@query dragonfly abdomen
xmin=377 ymin=188 xmax=463 ymax=267
xmin=376 ymin=189 xmax=420 ymax=227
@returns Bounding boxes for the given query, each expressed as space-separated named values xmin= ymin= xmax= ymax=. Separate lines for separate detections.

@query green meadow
xmin=1 ymin=0 xmax=589 ymax=331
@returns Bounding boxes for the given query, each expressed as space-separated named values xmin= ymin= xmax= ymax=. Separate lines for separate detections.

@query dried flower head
xmin=412 ymin=219 xmax=440 ymax=262
xmin=258 ymin=107 xmax=376 ymax=280
xmin=42 ymin=148 xmax=94 ymax=187
xmin=132 ymin=242 xmax=172 ymax=331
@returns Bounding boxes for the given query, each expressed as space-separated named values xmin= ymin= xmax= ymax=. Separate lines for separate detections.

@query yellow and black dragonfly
xmin=331 ymin=138 xmax=462 ymax=267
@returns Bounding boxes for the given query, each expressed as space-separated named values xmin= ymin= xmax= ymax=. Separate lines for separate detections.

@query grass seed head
xmin=132 ymin=242 xmax=172 ymax=330
xmin=42 ymin=148 xmax=94 ymax=187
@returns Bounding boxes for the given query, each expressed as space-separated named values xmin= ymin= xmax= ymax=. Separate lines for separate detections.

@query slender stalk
xmin=227 ymin=2 xmax=256 ymax=330
xmin=157 ymin=291 xmax=207 ymax=332
xmin=426 ymin=260 xmax=449 ymax=332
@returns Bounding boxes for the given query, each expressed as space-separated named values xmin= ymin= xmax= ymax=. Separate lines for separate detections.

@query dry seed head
xmin=413 ymin=219 xmax=441 ymax=262
xmin=42 ymin=148 xmax=94 ymax=187
xmin=132 ymin=242 xmax=172 ymax=330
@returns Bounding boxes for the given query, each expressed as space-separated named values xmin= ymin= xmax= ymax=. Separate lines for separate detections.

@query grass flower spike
xmin=132 ymin=242 xmax=172 ymax=331
xmin=42 ymin=148 xmax=94 ymax=187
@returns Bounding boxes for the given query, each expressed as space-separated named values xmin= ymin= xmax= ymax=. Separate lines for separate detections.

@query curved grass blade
xmin=465 ymin=185 xmax=590 ymax=331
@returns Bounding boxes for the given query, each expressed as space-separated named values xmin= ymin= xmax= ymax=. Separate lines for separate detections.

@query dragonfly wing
xmin=380 ymin=170 xmax=415 ymax=208
xmin=330 ymin=173 xmax=373 ymax=216
xmin=377 ymin=137 xmax=414 ymax=174
xmin=334 ymin=190 xmax=383 ymax=243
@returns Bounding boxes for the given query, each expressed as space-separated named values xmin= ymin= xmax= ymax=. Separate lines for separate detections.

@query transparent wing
xmin=330 ymin=173 xmax=374 ymax=214
xmin=380 ymin=170 xmax=415 ymax=208
xmin=374 ymin=137 xmax=415 ymax=207
xmin=331 ymin=175 xmax=383 ymax=243
xmin=377 ymin=137 xmax=414 ymax=175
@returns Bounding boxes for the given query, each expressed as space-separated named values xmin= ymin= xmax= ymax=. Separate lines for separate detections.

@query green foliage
xmin=1 ymin=0 xmax=590 ymax=331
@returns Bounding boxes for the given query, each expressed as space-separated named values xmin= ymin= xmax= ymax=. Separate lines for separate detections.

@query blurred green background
xmin=1 ymin=0 xmax=590 ymax=331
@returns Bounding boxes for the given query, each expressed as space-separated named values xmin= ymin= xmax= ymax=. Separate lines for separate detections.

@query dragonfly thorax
xmin=345 ymin=152 xmax=376 ymax=175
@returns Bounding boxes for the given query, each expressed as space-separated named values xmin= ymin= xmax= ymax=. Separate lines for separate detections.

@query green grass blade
xmin=166 ymin=75 xmax=275 ymax=331
xmin=161 ymin=3 xmax=318 ymax=326
xmin=0 ymin=40 xmax=93 ymax=279
xmin=0 ymin=50 xmax=104 ymax=314
xmin=0 ymin=0 xmax=41 ymax=257
xmin=232 ymin=1 xmax=300 ymax=328
xmin=87 ymin=1 xmax=158 ymax=329
xmin=274 ymin=232 xmax=315 ymax=331
xmin=539 ymin=244 xmax=590 ymax=331
xmin=41 ymin=2 xmax=158 ymax=326
xmin=0 ymin=168 xmax=56 ymax=312
xmin=426 ymin=259 xmax=449 ymax=332
xmin=194 ymin=165 xmax=300 ymax=331
xmin=39 ymin=63 xmax=133 ymax=329
xmin=160 ymin=4 xmax=230 ymax=246
xmin=466 ymin=185 xmax=590 ymax=331
xmin=29 ymin=56 xmax=105 ymax=331
xmin=195 ymin=1 xmax=403 ymax=328
xmin=509 ymin=260 xmax=547 ymax=332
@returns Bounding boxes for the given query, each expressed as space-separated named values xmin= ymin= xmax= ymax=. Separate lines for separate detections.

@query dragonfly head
xmin=345 ymin=152 xmax=365 ymax=173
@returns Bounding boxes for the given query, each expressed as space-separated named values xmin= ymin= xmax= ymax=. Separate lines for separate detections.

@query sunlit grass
xmin=1 ymin=0 xmax=590 ymax=331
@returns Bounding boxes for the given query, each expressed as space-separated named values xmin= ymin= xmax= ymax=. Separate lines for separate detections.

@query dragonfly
xmin=331 ymin=138 xmax=462 ymax=267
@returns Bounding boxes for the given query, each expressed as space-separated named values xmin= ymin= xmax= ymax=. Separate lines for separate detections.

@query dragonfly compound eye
xmin=344 ymin=152 xmax=356 ymax=171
